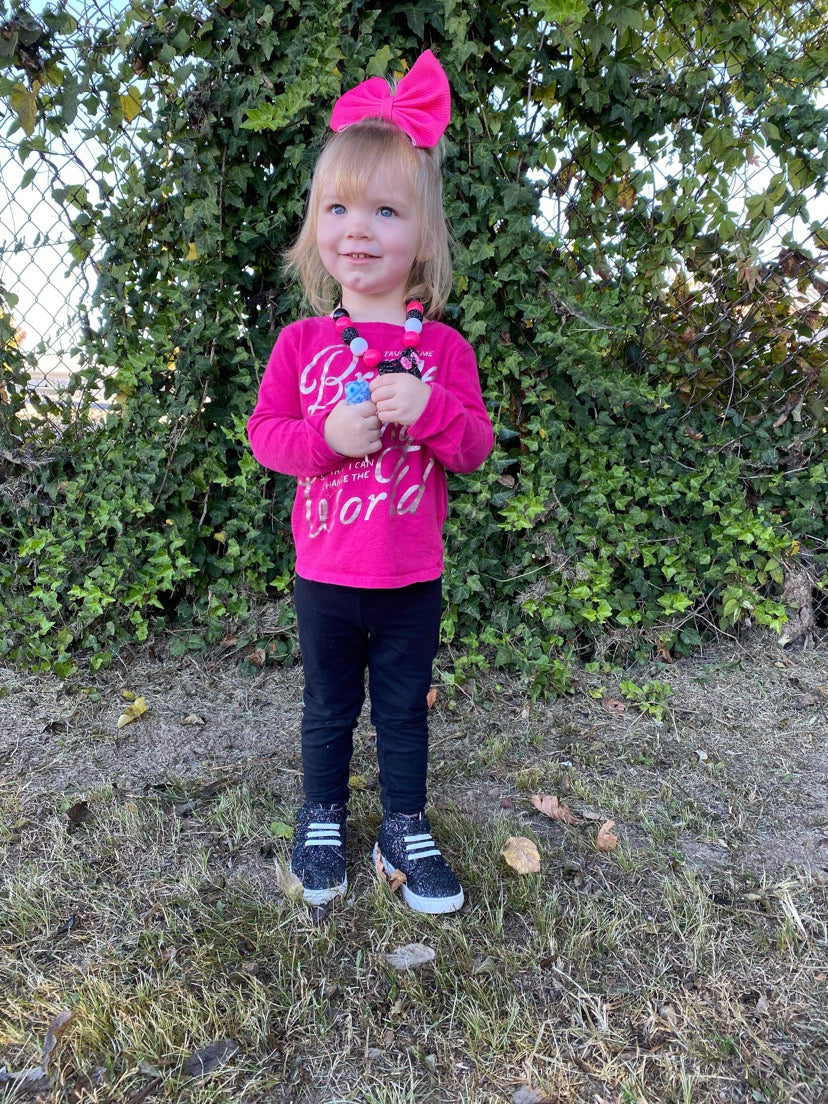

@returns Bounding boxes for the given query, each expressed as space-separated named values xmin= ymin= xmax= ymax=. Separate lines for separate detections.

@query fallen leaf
xmin=274 ymin=863 xmax=304 ymax=900
xmin=513 ymin=1087 xmax=556 ymax=1104
xmin=66 ymin=801 xmax=93 ymax=829
xmin=248 ymin=647 xmax=266 ymax=668
xmin=269 ymin=820 xmax=293 ymax=840
xmin=595 ymin=820 xmax=618 ymax=852
xmin=426 ymin=686 xmax=438 ymax=708
xmin=501 ymin=836 xmax=541 ymax=874
xmin=382 ymin=943 xmax=436 ymax=970
xmin=180 ymin=714 xmax=205 ymax=726
xmin=796 ymin=693 xmax=821 ymax=708
xmin=472 ymin=955 xmax=498 ymax=975
xmin=531 ymin=794 xmax=582 ymax=826
xmin=40 ymin=1010 xmax=73 ymax=1071
xmin=580 ymin=808 xmax=603 ymax=821
xmin=0 ymin=1067 xmax=51 ymax=1092
xmin=374 ymin=847 xmax=407 ymax=892
xmin=51 ymin=914 xmax=78 ymax=936
xmin=180 ymin=1039 xmax=239 ymax=1078
xmin=0 ymin=1009 xmax=74 ymax=1094
xmin=695 ymin=749 xmax=709 ymax=763
xmin=601 ymin=698 xmax=626 ymax=713
xmin=116 ymin=696 xmax=148 ymax=729
xmin=656 ymin=639 xmax=673 ymax=663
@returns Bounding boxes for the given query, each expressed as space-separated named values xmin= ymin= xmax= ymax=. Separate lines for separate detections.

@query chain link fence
xmin=2 ymin=0 xmax=827 ymax=427
xmin=0 ymin=0 xmax=141 ymax=419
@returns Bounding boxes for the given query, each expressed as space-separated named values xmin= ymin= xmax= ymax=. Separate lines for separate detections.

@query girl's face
xmin=316 ymin=163 xmax=422 ymax=321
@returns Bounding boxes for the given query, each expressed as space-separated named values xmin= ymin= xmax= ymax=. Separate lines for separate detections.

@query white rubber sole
xmin=373 ymin=844 xmax=464 ymax=914
xmin=291 ymin=869 xmax=347 ymax=906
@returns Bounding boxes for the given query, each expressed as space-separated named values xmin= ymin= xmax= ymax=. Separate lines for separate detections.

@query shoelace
xmin=403 ymin=831 xmax=442 ymax=861
xmin=304 ymin=822 xmax=343 ymax=848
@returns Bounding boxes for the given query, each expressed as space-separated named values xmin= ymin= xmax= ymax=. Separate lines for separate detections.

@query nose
xmin=345 ymin=209 xmax=370 ymax=237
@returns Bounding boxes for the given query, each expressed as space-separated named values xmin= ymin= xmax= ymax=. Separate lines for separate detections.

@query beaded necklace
xmin=333 ymin=301 xmax=424 ymax=378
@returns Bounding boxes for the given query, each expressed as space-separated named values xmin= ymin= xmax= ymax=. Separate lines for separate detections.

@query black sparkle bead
xmin=341 ymin=326 xmax=359 ymax=343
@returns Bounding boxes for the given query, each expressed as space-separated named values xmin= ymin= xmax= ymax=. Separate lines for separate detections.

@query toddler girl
xmin=247 ymin=51 xmax=493 ymax=914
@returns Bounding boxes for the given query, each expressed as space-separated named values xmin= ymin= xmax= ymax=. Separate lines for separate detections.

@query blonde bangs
xmin=285 ymin=119 xmax=453 ymax=318
xmin=319 ymin=124 xmax=425 ymax=209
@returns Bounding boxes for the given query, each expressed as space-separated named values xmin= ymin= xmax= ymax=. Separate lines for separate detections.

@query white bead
xmin=405 ymin=317 xmax=423 ymax=333
xmin=349 ymin=336 xmax=369 ymax=356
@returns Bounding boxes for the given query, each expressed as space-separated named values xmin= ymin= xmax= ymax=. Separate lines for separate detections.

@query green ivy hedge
xmin=0 ymin=0 xmax=825 ymax=685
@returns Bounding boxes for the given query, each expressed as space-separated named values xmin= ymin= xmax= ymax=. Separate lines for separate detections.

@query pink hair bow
xmin=330 ymin=50 xmax=451 ymax=149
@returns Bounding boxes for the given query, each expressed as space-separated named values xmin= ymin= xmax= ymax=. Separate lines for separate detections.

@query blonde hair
xmin=285 ymin=118 xmax=453 ymax=318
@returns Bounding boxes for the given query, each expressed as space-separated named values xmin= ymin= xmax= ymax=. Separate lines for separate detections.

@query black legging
xmin=293 ymin=575 xmax=442 ymax=814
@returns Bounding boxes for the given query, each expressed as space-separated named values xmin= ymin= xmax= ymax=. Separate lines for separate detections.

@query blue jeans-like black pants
xmin=293 ymin=576 xmax=442 ymax=814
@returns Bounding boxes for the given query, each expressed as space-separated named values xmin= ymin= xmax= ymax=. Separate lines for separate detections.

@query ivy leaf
xmin=11 ymin=81 xmax=38 ymax=136
xmin=536 ymin=0 xmax=589 ymax=25
xmin=366 ymin=46 xmax=394 ymax=78
xmin=617 ymin=176 xmax=636 ymax=210
xmin=120 ymin=86 xmax=142 ymax=123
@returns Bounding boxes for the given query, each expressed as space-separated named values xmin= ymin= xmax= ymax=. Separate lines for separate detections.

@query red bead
xmin=363 ymin=348 xmax=381 ymax=368
xmin=334 ymin=314 xmax=350 ymax=333
xmin=406 ymin=300 xmax=424 ymax=315
xmin=403 ymin=330 xmax=420 ymax=348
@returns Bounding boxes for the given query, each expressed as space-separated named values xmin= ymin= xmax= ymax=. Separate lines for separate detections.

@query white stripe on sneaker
xmin=404 ymin=832 xmax=441 ymax=860
xmin=305 ymin=823 xmax=343 ymax=847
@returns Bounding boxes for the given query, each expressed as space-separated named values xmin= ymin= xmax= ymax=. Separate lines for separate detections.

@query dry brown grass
xmin=0 ymin=631 xmax=826 ymax=1102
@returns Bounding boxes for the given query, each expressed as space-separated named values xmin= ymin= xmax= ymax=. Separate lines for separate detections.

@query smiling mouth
xmin=344 ymin=252 xmax=378 ymax=259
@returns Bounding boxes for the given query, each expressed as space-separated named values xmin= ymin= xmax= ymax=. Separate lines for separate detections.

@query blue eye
xmin=378 ymin=206 xmax=396 ymax=217
xmin=330 ymin=203 xmax=346 ymax=215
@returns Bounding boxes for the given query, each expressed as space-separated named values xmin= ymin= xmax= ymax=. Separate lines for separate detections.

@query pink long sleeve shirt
xmin=247 ymin=315 xmax=493 ymax=588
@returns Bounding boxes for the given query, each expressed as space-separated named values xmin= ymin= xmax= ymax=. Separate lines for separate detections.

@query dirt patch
xmin=1 ymin=631 xmax=825 ymax=882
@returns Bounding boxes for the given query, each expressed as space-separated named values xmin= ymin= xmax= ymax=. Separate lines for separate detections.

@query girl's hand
xmin=323 ymin=399 xmax=382 ymax=457
xmin=369 ymin=374 xmax=431 ymax=427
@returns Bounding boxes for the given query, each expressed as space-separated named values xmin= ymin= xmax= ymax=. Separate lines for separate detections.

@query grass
xmin=1 ymin=650 xmax=827 ymax=1103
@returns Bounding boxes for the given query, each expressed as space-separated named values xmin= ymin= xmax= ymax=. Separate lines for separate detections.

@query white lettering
xmin=395 ymin=458 xmax=434 ymax=515
xmin=364 ymin=492 xmax=388 ymax=520
xmin=340 ymin=497 xmax=362 ymax=525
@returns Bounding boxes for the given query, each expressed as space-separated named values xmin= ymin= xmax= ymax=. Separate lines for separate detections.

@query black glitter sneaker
xmin=290 ymin=802 xmax=347 ymax=906
xmin=373 ymin=811 xmax=464 ymax=914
